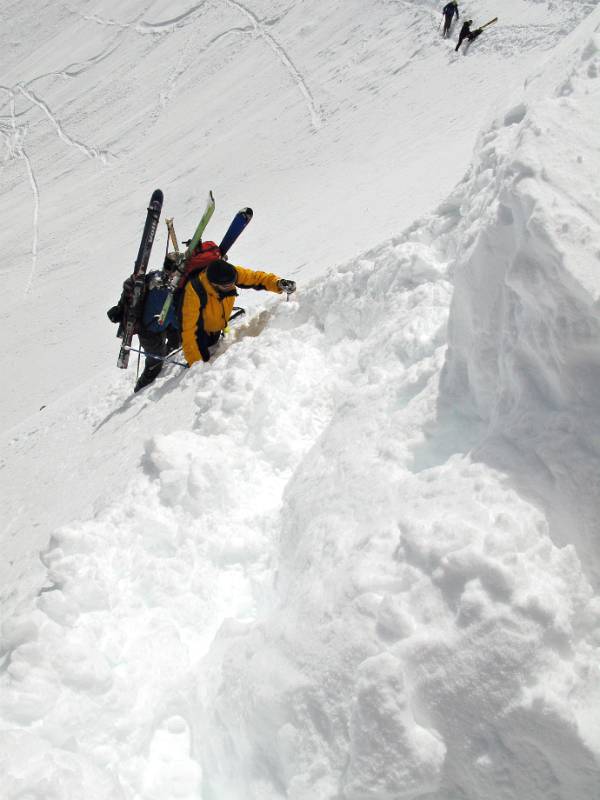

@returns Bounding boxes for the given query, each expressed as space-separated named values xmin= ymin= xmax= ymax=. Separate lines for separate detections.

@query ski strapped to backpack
xmin=117 ymin=189 xmax=163 ymax=369
xmin=180 ymin=241 xmax=225 ymax=312
xmin=187 ymin=190 xmax=215 ymax=254
xmin=219 ymin=207 xmax=253 ymax=257
xmin=165 ymin=217 xmax=181 ymax=254
xmin=156 ymin=200 xmax=254 ymax=327
xmin=156 ymin=192 xmax=216 ymax=326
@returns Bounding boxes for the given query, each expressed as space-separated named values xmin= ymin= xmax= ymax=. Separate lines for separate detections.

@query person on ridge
xmin=455 ymin=19 xmax=482 ymax=51
xmin=180 ymin=247 xmax=296 ymax=367
xmin=441 ymin=1 xmax=459 ymax=37
xmin=108 ymin=252 xmax=182 ymax=392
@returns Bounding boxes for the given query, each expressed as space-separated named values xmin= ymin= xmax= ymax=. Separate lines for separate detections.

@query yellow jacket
xmin=181 ymin=265 xmax=282 ymax=365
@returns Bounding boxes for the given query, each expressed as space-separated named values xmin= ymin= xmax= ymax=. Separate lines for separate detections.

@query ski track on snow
xmin=62 ymin=0 xmax=323 ymax=131
xmin=138 ymin=2 xmax=211 ymax=32
xmin=205 ymin=25 xmax=253 ymax=48
xmin=147 ymin=0 xmax=324 ymax=131
xmin=223 ymin=0 xmax=324 ymax=131
xmin=0 ymin=88 xmax=39 ymax=295
xmin=61 ymin=3 xmax=142 ymax=33
xmin=64 ymin=1 xmax=210 ymax=36
xmin=153 ymin=25 xmax=252 ymax=119
xmin=17 ymin=85 xmax=111 ymax=164
xmin=20 ymin=150 xmax=40 ymax=295
xmin=69 ymin=11 xmax=132 ymax=31
xmin=144 ymin=0 xmax=323 ymax=132
xmin=26 ymin=40 xmax=124 ymax=82
xmin=1 ymin=76 xmax=112 ymax=293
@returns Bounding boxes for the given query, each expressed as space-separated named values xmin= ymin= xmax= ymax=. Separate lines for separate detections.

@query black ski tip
xmin=241 ymin=207 xmax=253 ymax=221
xmin=151 ymin=188 xmax=164 ymax=204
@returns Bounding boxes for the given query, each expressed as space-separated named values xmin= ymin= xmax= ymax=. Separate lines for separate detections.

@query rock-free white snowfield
xmin=1 ymin=1 xmax=600 ymax=798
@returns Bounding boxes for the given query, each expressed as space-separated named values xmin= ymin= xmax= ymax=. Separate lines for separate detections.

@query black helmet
xmin=206 ymin=260 xmax=237 ymax=287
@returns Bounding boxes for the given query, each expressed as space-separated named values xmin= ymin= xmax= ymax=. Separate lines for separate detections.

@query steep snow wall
xmin=202 ymin=253 xmax=600 ymax=800
xmin=442 ymin=4 xmax=600 ymax=587
xmin=200 ymin=8 xmax=600 ymax=799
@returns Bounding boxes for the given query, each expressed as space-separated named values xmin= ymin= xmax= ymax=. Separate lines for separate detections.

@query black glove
xmin=107 ymin=304 xmax=122 ymax=323
xmin=277 ymin=278 xmax=296 ymax=295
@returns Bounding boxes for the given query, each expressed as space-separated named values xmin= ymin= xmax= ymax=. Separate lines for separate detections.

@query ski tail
xmin=156 ymin=292 xmax=175 ymax=328
xmin=117 ymin=189 xmax=163 ymax=369
xmin=185 ymin=191 xmax=215 ymax=257
xmin=219 ymin=207 xmax=253 ymax=256
xmin=156 ymin=192 xmax=216 ymax=327
xmin=133 ymin=189 xmax=163 ymax=272
xmin=479 ymin=17 xmax=497 ymax=30
xmin=165 ymin=218 xmax=181 ymax=254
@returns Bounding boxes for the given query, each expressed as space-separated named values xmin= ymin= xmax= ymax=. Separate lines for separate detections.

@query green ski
xmin=156 ymin=191 xmax=215 ymax=326
xmin=185 ymin=190 xmax=215 ymax=256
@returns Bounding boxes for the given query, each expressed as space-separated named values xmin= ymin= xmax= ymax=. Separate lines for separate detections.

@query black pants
xmin=456 ymin=29 xmax=481 ymax=51
xmin=135 ymin=326 xmax=181 ymax=390
xmin=443 ymin=16 xmax=454 ymax=36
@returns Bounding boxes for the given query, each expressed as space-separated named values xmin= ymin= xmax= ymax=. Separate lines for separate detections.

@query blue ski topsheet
xmin=219 ymin=207 xmax=253 ymax=256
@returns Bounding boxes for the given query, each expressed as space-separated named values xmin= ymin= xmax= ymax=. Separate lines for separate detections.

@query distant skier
xmin=179 ymin=250 xmax=296 ymax=366
xmin=455 ymin=19 xmax=482 ymax=51
xmin=108 ymin=252 xmax=182 ymax=392
xmin=441 ymin=1 xmax=459 ymax=37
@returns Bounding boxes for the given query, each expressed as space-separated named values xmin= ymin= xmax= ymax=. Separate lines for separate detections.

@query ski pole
xmin=223 ymin=308 xmax=246 ymax=335
xmin=122 ymin=346 xmax=189 ymax=368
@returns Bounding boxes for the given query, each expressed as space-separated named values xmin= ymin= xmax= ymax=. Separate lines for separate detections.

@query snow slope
xmin=2 ymin=1 xmax=600 ymax=799
xmin=199 ymin=9 xmax=600 ymax=798
xmin=443 ymin=3 xmax=600 ymax=587
xmin=0 ymin=0 xmax=589 ymax=430
xmin=1 ymin=0 xmax=592 ymax=618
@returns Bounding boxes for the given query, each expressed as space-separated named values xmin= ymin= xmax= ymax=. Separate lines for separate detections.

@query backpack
xmin=171 ymin=240 xmax=222 ymax=325
xmin=174 ymin=240 xmax=245 ymax=333
xmin=143 ymin=282 xmax=179 ymax=332
xmin=177 ymin=240 xmax=222 ymax=289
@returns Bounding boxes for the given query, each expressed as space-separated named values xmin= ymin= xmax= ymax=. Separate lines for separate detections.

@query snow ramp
xmin=199 ymin=8 xmax=600 ymax=800
xmin=2 ymin=4 xmax=600 ymax=800
xmin=443 ymin=3 xmax=600 ymax=586
xmin=0 ymin=0 xmax=591 ymax=430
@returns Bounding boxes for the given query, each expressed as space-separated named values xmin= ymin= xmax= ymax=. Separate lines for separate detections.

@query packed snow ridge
xmin=2 ymin=2 xmax=600 ymax=800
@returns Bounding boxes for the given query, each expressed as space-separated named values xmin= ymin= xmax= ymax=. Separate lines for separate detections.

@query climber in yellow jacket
xmin=180 ymin=258 xmax=296 ymax=366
